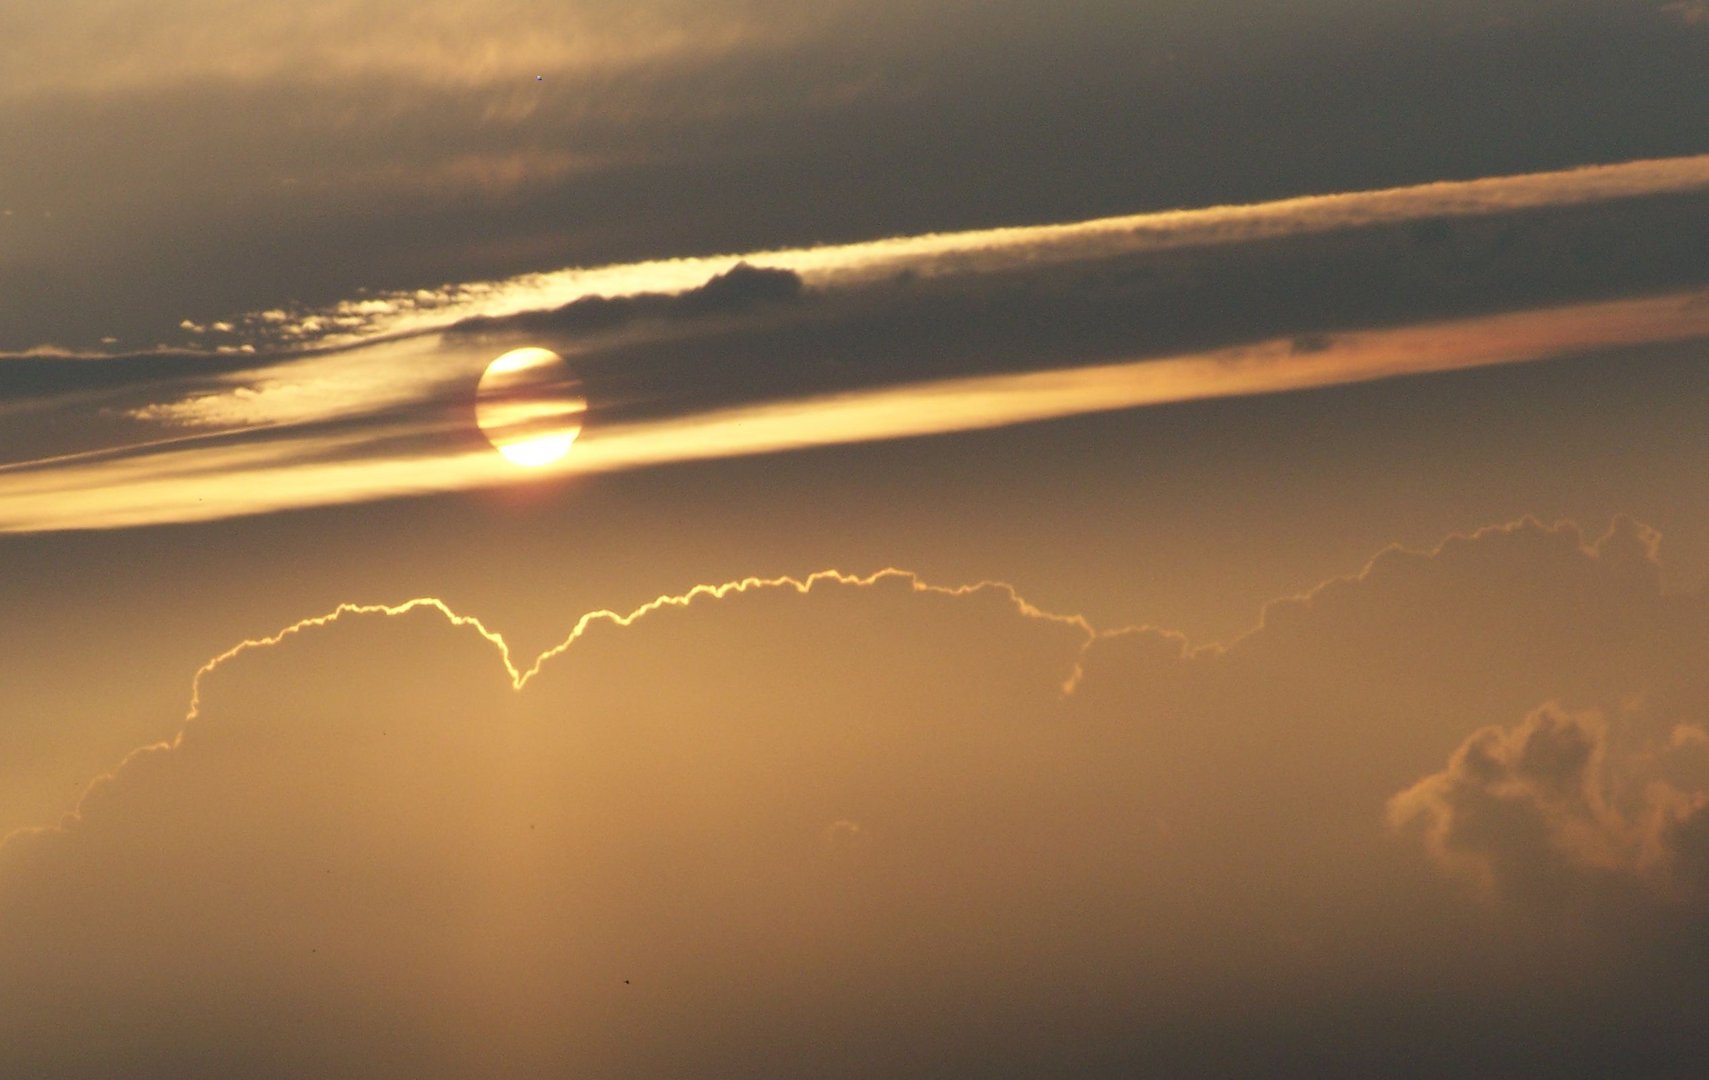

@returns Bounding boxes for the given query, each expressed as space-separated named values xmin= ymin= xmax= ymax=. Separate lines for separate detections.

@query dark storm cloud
xmin=3 ymin=0 xmax=1704 ymax=351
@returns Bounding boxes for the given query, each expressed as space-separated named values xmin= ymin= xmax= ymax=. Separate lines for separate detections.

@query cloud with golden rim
xmin=6 ymin=518 xmax=1709 ymax=1077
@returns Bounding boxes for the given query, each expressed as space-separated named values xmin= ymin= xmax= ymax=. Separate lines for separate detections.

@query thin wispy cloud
xmin=123 ymin=335 xmax=478 ymax=429
xmin=5 ymin=288 xmax=1707 ymax=533
xmin=5 ymin=155 xmax=1708 ymax=532
xmin=201 ymin=154 xmax=1709 ymax=350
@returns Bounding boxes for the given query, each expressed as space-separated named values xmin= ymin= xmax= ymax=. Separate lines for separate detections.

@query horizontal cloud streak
xmin=228 ymin=154 xmax=1709 ymax=349
xmin=3 ymin=289 xmax=1708 ymax=532
xmin=7 ymin=154 xmax=1709 ymax=532
xmin=570 ymin=290 xmax=1709 ymax=472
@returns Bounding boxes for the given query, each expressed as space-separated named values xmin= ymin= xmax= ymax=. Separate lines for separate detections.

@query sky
xmin=3 ymin=1 xmax=1709 ymax=1075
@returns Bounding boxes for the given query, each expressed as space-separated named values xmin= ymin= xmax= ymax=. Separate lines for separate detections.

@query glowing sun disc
xmin=475 ymin=347 xmax=586 ymax=468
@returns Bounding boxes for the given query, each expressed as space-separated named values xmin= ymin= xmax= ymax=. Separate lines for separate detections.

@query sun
xmin=475 ymin=347 xmax=586 ymax=468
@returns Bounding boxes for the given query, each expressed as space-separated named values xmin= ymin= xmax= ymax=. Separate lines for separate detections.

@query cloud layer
xmin=6 ymin=518 xmax=1709 ymax=1074
xmin=6 ymin=1 xmax=1706 ymax=352
xmin=6 ymin=156 xmax=1709 ymax=532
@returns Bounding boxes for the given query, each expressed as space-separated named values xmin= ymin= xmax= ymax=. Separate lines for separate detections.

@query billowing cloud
xmin=1393 ymin=707 xmax=1643 ymax=903
xmin=6 ymin=517 xmax=1709 ymax=1073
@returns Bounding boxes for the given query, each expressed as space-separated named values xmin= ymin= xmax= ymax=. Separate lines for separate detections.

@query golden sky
xmin=4 ymin=2 xmax=1709 ymax=1076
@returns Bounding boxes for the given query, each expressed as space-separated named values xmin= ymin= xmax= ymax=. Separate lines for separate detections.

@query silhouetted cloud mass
xmin=6 ymin=520 xmax=1709 ymax=1075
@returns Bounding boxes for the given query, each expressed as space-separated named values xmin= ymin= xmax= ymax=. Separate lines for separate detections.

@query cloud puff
xmin=1390 ymin=706 xmax=1636 ymax=905
xmin=1391 ymin=704 xmax=1709 ymax=915
xmin=6 ymin=521 xmax=1709 ymax=1073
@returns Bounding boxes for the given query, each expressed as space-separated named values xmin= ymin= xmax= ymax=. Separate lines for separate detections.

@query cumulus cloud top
xmin=7 ymin=519 xmax=1709 ymax=1073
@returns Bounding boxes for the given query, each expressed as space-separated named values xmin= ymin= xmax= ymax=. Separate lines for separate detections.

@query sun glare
xmin=475 ymin=347 xmax=585 ymax=468
xmin=497 ymin=432 xmax=578 ymax=467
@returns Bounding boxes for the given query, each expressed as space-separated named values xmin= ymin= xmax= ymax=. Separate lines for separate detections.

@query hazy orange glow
xmin=11 ymin=3 xmax=1709 ymax=1073
xmin=11 ymin=514 xmax=1706 ymax=1075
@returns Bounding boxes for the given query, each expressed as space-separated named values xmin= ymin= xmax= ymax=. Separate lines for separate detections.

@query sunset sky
xmin=5 ymin=2 xmax=1709 ymax=1075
